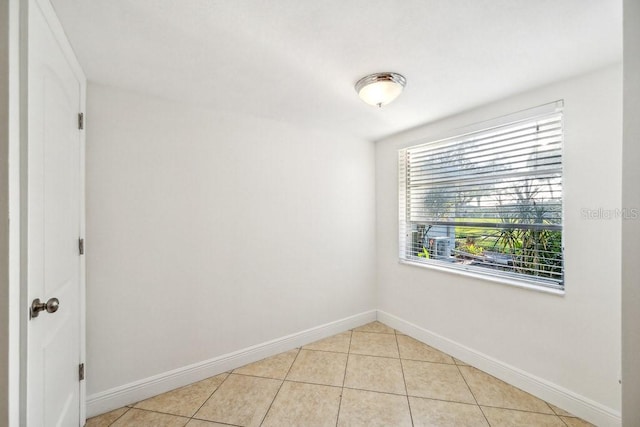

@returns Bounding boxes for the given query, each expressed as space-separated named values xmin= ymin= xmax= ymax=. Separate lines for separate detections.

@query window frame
xmin=398 ymin=101 xmax=565 ymax=293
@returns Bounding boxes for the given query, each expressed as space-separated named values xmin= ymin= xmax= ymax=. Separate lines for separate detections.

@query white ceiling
xmin=50 ymin=0 xmax=622 ymax=140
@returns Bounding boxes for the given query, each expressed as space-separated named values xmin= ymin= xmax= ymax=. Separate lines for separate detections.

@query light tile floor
xmin=87 ymin=322 xmax=595 ymax=427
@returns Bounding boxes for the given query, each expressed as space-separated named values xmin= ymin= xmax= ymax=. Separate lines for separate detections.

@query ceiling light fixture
xmin=355 ymin=72 xmax=406 ymax=107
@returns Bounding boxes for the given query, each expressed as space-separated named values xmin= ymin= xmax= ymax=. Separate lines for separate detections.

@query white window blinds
xmin=399 ymin=104 xmax=564 ymax=290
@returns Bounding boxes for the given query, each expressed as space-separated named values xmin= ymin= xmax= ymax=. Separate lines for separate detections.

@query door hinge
xmin=79 ymin=363 xmax=85 ymax=381
xmin=78 ymin=112 xmax=84 ymax=130
xmin=79 ymin=238 xmax=84 ymax=255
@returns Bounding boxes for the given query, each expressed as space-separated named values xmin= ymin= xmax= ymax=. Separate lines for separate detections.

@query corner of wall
xmin=622 ymin=0 xmax=640 ymax=425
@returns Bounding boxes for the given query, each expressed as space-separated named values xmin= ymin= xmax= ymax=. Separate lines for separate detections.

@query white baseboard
xmin=376 ymin=310 xmax=622 ymax=427
xmin=88 ymin=309 xmax=620 ymax=426
xmin=86 ymin=310 xmax=376 ymax=418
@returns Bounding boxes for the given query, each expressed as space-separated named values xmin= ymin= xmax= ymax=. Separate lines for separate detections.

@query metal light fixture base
xmin=355 ymin=72 xmax=406 ymax=107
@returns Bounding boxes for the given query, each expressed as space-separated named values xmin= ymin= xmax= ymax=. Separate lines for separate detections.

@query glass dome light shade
xmin=355 ymin=72 xmax=406 ymax=107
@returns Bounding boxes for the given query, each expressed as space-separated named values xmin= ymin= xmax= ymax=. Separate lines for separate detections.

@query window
xmin=399 ymin=103 xmax=564 ymax=291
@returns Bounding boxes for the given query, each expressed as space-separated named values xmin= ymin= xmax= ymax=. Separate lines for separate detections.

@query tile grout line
xmin=558 ymin=414 xmax=571 ymax=427
xmin=257 ymin=347 xmax=302 ymax=426
xmin=353 ymin=325 xmax=397 ymax=337
xmin=545 ymin=400 xmax=572 ymax=426
xmin=277 ymin=378 xmax=344 ymax=390
xmin=190 ymin=415 xmax=243 ymax=427
xmin=342 ymin=385 xmax=412 ymax=398
xmin=457 ymin=366 xmax=576 ymax=422
xmin=394 ymin=331 xmax=415 ymax=426
xmin=347 ymin=350 xmax=403 ymax=361
xmin=459 ymin=366 xmax=575 ymax=420
xmin=549 ymin=404 xmax=575 ymax=427
xmin=478 ymin=403 xmax=577 ymax=418
xmin=107 ymin=406 xmax=191 ymax=424
xmin=399 ymin=357 xmax=458 ymax=366
xmin=334 ymin=328 xmax=354 ymax=427
xmin=186 ymin=371 xmax=232 ymax=424
xmin=296 ymin=347 xmax=350 ymax=355
xmin=190 ymin=411 xmax=243 ymax=426
xmin=232 ymin=371 xmax=301 ymax=382
xmin=405 ymin=394 xmax=492 ymax=406
xmin=106 ymin=406 xmax=131 ymax=427
xmin=455 ymin=363 xmax=492 ymax=426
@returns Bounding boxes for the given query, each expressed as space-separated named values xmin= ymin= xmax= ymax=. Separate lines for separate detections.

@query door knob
xmin=30 ymin=297 xmax=60 ymax=318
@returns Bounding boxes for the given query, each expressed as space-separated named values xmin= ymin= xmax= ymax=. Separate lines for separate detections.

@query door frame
xmin=11 ymin=0 xmax=87 ymax=424
xmin=2 ymin=0 xmax=20 ymax=425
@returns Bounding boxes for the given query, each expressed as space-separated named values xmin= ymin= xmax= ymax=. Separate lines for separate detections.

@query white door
xmin=26 ymin=0 xmax=85 ymax=425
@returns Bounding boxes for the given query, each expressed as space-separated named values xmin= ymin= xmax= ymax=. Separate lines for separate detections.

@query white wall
xmin=85 ymin=83 xmax=376 ymax=396
xmin=622 ymin=0 xmax=640 ymax=424
xmin=376 ymin=65 xmax=622 ymax=417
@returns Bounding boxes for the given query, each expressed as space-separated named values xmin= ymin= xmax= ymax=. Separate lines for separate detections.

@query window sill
xmin=399 ymin=259 xmax=566 ymax=296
